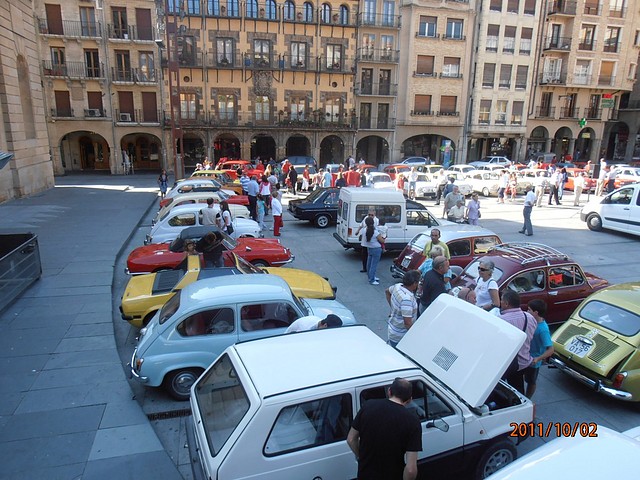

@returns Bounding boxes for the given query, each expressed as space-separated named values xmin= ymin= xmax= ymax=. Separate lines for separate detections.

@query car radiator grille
xmin=554 ymin=325 xmax=589 ymax=345
xmin=588 ymin=334 xmax=619 ymax=363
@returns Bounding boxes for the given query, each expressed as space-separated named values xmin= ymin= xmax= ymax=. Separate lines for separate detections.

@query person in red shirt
xmin=345 ymin=166 xmax=361 ymax=187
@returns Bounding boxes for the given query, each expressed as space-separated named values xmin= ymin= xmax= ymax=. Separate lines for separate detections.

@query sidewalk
xmin=0 ymin=174 xmax=182 ymax=479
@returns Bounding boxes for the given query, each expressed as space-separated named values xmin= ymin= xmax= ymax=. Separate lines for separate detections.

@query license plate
xmin=401 ymin=256 xmax=412 ymax=268
xmin=567 ymin=338 xmax=592 ymax=358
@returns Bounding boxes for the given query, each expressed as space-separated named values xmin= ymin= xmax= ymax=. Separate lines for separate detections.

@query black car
xmin=288 ymin=187 xmax=339 ymax=228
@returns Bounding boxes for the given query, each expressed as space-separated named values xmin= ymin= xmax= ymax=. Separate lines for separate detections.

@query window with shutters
xmin=574 ymin=60 xmax=591 ymax=85
xmin=416 ymin=55 xmax=435 ymax=76
xmin=439 ymin=96 xmax=457 ymax=116
xmin=490 ymin=0 xmax=502 ymax=12
xmin=515 ymin=65 xmax=528 ymax=89
xmin=486 ymin=25 xmax=499 ymax=52
xmin=511 ymin=101 xmax=524 ymax=125
xmin=482 ymin=63 xmax=496 ymax=87
xmin=499 ymin=64 xmax=512 ymax=88
xmin=255 ymin=95 xmax=270 ymax=121
xmin=289 ymin=96 xmax=306 ymax=120
xmin=520 ymin=28 xmax=532 ymax=54
xmin=523 ymin=0 xmax=535 ymax=15
xmin=442 ymin=57 xmax=461 ymax=78
xmin=495 ymin=100 xmax=507 ymax=124
xmin=503 ymin=26 xmax=516 ymax=54
xmin=507 ymin=0 xmax=519 ymax=14
xmin=479 ymin=100 xmax=491 ymax=124
xmin=414 ymin=95 xmax=432 ymax=115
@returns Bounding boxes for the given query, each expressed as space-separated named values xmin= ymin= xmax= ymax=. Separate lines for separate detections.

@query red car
xmin=126 ymin=226 xmax=294 ymax=274
xmin=391 ymin=225 xmax=502 ymax=277
xmin=216 ymin=160 xmax=262 ymax=179
xmin=564 ymin=168 xmax=596 ymax=192
xmin=452 ymin=242 xmax=609 ymax=324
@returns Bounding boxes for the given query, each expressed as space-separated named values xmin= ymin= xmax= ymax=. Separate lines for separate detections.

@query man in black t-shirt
xmin=195 ymin=231 xmax=224 ymax=267
xmin=347 ymin=377 xmax=422 ymax=480
xmin=419 ymin=255 xmax=449 ymax=314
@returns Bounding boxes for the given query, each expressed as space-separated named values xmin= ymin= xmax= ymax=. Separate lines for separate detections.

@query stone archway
xmin=357 ymin=135 xmax=389 ymax=166
xmin=213 ymin=133 xmax=241 ymax=162
xmin=574 ymin=128 xmax=596 ymax=163
xmin=605 ymin=122 xmax=630 ymax=162
xmin=527 ymin=126 xmax=549 ymax=157
xmin=319 ymin=135 xmax=345 ymax=166
xmin=250 ymin=134 xmax=276 ymax=162
xmin=181 ymin=134 xmax=205 ymax=169
xmin=400 ymin=134 xmax=455 ymax=166
xmin=551 ymin=127 xmax=574 ymax=160
xmin=285 ymin=135 xmax=311 ymax=157
xmin=60 ymin=131 xmax=110 ymax=171
xmin=121 ymin=133 xmax=162 ymax=170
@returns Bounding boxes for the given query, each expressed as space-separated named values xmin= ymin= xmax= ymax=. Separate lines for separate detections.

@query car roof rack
xmin=488 ymin=242 xmax=569 ymax=266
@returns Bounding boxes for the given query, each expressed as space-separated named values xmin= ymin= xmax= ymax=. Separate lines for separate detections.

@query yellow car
xmin=190 ymin=170 xmax=242 ymax=194
xmin=550 ymin=282 xmax=640 ymax=401
xmin=120 ymin=254 xmax=336 ymax=328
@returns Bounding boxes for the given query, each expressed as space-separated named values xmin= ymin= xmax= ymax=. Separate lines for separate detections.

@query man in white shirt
xmin=573 ymin=172 xmax=586 ymax=206
xmin=201 ymin=197 xmax=220 ymax=226
xmin=519 ymin=185 xmax=536 ymax=236
xmin=285 ymin=314 xmax=343 ymax=333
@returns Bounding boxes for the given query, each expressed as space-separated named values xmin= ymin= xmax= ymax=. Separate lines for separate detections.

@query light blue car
xmin=130 ymin=275 xmax=356 ymax=400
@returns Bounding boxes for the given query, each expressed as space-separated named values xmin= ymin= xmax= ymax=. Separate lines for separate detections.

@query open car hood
xmin=397 ymin=295 xmax=525 ymax=408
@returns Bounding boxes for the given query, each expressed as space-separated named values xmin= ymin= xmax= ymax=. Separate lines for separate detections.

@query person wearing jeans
xmin=362 ymin=216 xmax=383 ymax=285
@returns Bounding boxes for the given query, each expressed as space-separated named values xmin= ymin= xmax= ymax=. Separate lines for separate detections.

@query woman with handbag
xmin=362 ymin=215 xmax=384 ymax=285
xmin=219 ymin=201 xmax=234 ymax=237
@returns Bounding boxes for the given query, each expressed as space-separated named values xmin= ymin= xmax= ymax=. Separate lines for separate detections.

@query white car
xmin=469 ymin=156 xmax=512 ymax=168
xmin=447 ymin=165 xmax=477 ymax=178
xmin=580 ymin=183 xmax=640 ymax=236
xmin=165 ymin=178 xmax=236 ymax=200
xmin=442 ymin=172 xmax=473 ymax=196
xmin=469 ymin=171 xmax=501 ymax=197
xmin=487 ymin=425 xmax=640 ymax=479
xmin=367 ymin=172 xmax=395 ymax=189
xmin=153 ymin=191 xmax=249 ymax=225
xmin=610 ymin=166 xmax=640 ymax=186
xmin=146 ymin=203 xmax=262 ymax=244
xmin=404 ymin=173 xmax=438 ymax=198
xmin=187 ymin=295 xmax=534 ymax=479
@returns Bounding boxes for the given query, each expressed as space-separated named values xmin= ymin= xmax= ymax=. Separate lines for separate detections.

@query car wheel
xmin=250 ymin=259 xmax=270 ymax=267
xmin=163 ymin=368 xmax=203 ymax=401
xmin=315 ymin=214 xmax=331 ymax=228
xmin=482 ymin=187 xmax=490 ymax=197
xmin=474 ymin=439 xmax=517 ymax=479
xmin=586 ymin=213 xmax=603 ymax=232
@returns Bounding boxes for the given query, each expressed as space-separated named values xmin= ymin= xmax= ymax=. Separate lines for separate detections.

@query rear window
xmin=579 ymin=300 xmax=640 ymax=337
xmin=195 ymin=354 xmax=250 ymax=456
xmin=356 ymin=204 xmax=402 ymax=224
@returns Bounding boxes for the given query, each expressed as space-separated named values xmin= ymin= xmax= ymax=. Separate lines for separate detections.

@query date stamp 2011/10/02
xmin=510 ymin=422 xmax=598 ymax=438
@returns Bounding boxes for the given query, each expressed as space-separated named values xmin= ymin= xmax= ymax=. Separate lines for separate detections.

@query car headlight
xmin=135 ymin=357 xmax=144 ymax=370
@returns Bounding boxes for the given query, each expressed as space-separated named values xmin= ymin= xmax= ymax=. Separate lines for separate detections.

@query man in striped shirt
xmin=385 ymin=270 xmax=421 ymax=348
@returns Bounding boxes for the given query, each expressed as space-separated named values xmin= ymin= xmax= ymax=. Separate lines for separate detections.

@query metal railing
xmin=0 ymin=234 xmax=41 ymax=313
xmin=543 ymin=36 xmax=572 ymax=51
xmin=539 ymin=73 xmax=567 ymax=85
xmin=106 ymin=24 xmax=155 ymax=41
xmin=356 ymin=48 xmax=399 ymax=63
xmin=571 ymin=73 xmax=592 ymax=85
xmin=410 ymin=110 xmax=434 ymax=116
xmin=161 ymin=110 xmax=357 ymax=129
xmin=357 ymin=117 xmax=396 ymax=129
xmin=356 ymin=12 xmax=400 ymax=28
xmin=442 ymin=33 xmax=466 ymax=41
xmin=42 ymin=60 xmax=105 ymax=79
xmin=413 ymin=71 xmax=437 ymax=78
xmin=50 ymin=108 xmax=75 ymax=118
xmin=116 ymin=109 xmax=161 ymax=123
xmin=584 ymin=108 xmax=602 ymax=119
xmin=598 ymin=75 xmax=616 ymax=86
xmin=547 ymin=1 xmax=577 ymax=15
xmin=37 ymin=18 xmax=102 ymax=38
xmin=608 ymin=6 xmax=626 ymax=18
xmin=603 ymin=43 xmax=619 ymax=53
xmin=535 ymin=106 xmax=556 ymax=118
xmin=354 ymin=83 xmax=397 ymax=96
xmin=583 ymin=2 xmax=602 ymax=15
xmin=437 ymin=110 xmax=459 ymax=117
xmin=559 ymin=107 xmax=579 ymax=118
xmin=578 ymin=40 xmax=596 ymax=51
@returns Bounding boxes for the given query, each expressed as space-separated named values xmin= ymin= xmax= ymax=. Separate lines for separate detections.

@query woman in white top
xmin=474 ymin=259 xmax=500 ymax=313
xmin=362 ymin=215 xmax=384 ymax=285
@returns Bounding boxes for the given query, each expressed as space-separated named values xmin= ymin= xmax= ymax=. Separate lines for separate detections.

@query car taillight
xmin=159 ymin=198 xmax=173 ymax=208
xmin=612 ymin=372 xmax=627 ymax=389
xmin=348 ymin=227 xmax=353 ymax=236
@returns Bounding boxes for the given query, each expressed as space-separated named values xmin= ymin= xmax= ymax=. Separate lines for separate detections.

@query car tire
xmin=482 ymin=187 xmax=490 ymax=197
xmin=586 ymin=213 xmax=603 ymax=232
xmin=474 ymin=439 xmax=517 ymax=479
xmin=315 ymin=214 xmax=331 ymax=228
xmin=163 ymin=368 xmax=204 ymax=401
xmin=250 ymin=259 xmax=270 ymax=267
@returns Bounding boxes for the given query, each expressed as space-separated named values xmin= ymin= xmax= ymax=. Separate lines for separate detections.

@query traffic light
xmin=579 ymin=117 xmax=587 ymax=128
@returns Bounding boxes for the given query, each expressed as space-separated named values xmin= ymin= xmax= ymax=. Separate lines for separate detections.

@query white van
xmin=333 ymin=188 xmax=452 ymax=250
xmin=580 ymin=183 xmax=640 ymax=236
xmin=187 ymin=295 xmax=534 ymax=480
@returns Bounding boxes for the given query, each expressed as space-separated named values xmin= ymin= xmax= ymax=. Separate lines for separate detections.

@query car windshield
xmin=410 ymin=233 xmax=430 ymax=251
xmin=372 ymin=174 xmax=391 ymax=183
xmin=158 ymin=292 xmax=181 ymax=325
xmin=578 ymin=300 xmax=640 ymax=337
xmin=304 ymin=188 xmax=327 ymax=202
xmin=464 ymin=259 xmax=504 ymax=282
xmin=195 ymin=354 xmax=251 ymax=457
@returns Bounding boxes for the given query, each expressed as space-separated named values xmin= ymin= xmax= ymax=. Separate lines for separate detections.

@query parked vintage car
xmin=399 ymin=156 xmax=429 ymax=165
xmin=190 ymin=170 xmax=243 ymax=194
xmin=564 ymin=168 xmax=596 ymax=192
xmin=288 ymin=187 xmax=340 ymax=228
xmin=146 ymin=203 xmax=259 ymax=244
xmin=610 ymin=165 xmax=640 ymax=189
xmin=486 ymin=425 xmax=640 ymax=479
xmin=367 ymin=172 xmax=395 ymax=189
xmin=391 ymin=226 xmax=502 ymax=277
xmin=187 ymin=295 xmax=534 ymax=479
xmin=469 ymin=156 xmax=511 ymax=168
xmin=549 ymin=282 xmax=640 ymax=401
xmin=121 ymin=254 xmax=336 ymax=328
xmin=153 ymin=192 xmax=249 ymax=224
xmin=581 ymin=183 xmax=640 ymax=236
xmin=452 ymin=243 xmax=609 ymax=324
xmin=441 ymin=172 xmax=473 ymax=196
xmin=159 ymin=187 xmax=246 ymax=210
xmin=448 ymin=164 xmax=477 ymax=178
xmin=403 ymin=173 xmax=438 ymax=199
xmin=468 ymin=171 xmax=501 ymax=197
xmin=216 ymin=159 xmax=262 ymax=179
xmin=129 ymin=275 xmax=356 ymax=399
xmin=129 ymin=226 xmax=293 ymax=274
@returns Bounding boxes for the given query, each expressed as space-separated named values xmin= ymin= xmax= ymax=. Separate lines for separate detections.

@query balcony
xmin=439 ymin=72 xmax=463 ymax=79
xmin=583 ymin=2 xmax=601 ymax=15
xmin=354 ymin=82 xmax=397 ymax=96
xmin=356 ymin=12 xmax=401 ymax=28
xmin=437 ymin=111 xmax=459 ymax=117
xmin=535 ymin=106 xmax=556 ymax=118
xmin=598 ymin=75 xmax=616 ymax=86
xmin=411 ymin=110 xmax=434 ymax=116
xmin=539 ymin=72 xmax=567 ymax=85
xmin=160 ymin=110 xmax=356 ymax=129
xmin=543 ymin=36 xmax=572 ymax=51
xmin=356 ymin=48 xmax=399 ymax=63
xmin=319 ymin=57 xmax=354 ymax=73
xmin=42 ymin=61 xmax=105 ymax=79
xmin=415 ymin=31 xmax=439 ymax=39
xmin=572 ymin=73 xmax=592 ymax=85
xmin=119 ymin=109 xmax=161 ymax=124
xmin=107 ymin=24 xmax=155 ymax=41
xmin=584 ymin=108 xmax=602 ymax=120
xmin=413 ymin=71 xmax=437 ymax=78
xmin=547 ymin=1 xmax=577 ymax=15
xmin=559 ymin=107 xmax=579 ymax=118
xmin=578 ymin=40 xmax=596 ymax=51
xmin=442 ymin=33 xmax=465 ymax=41
xmin=609 ymin=6 xmax=626 ymax=18
xmin=357 ymin=117 xmax=396 ymax=130
xmin=206 ymin=52 xmax=243 ymax=69
xmin=37 ymin=18 xmax=102 ymax=38
xmin=279 ymin=54 xmax=313 ymax=71
xmin=603 ymin=42 xmax=619 ymax=53
xmin=50 ymin=108 xmax=74 ymax=118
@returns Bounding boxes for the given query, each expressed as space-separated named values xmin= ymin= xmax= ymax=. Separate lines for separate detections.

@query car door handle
xmin=549 ymin=291 xmax=558 ymax=295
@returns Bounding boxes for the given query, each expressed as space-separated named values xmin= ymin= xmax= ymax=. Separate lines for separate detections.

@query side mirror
xmin=426 ymin=418 xmax=449 ymax=432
